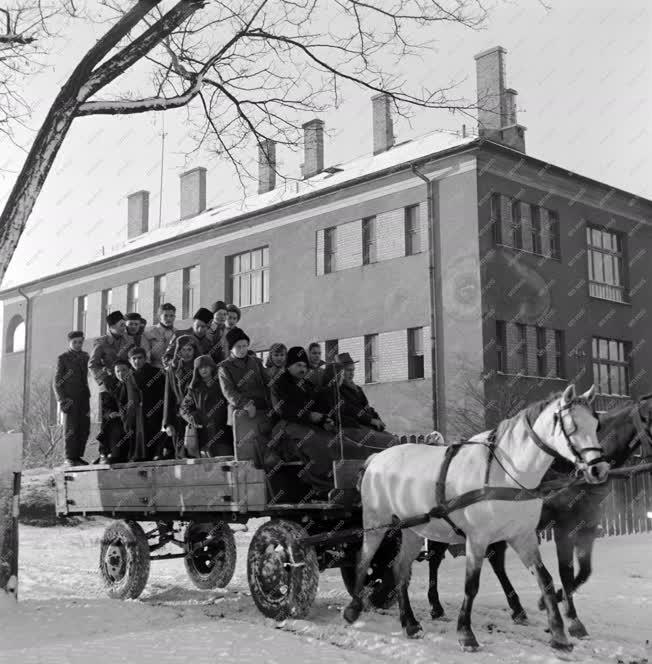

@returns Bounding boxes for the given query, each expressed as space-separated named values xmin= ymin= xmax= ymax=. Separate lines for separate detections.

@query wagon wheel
xmin=99 ymin=520 xmax=150 ymax=600
xmin=247 ymin=519 xmax=319 ymax=620
xmin=184 ymin=521 xmax=237 ymax=590
xmin=340 ymin=530 xmax=404 ymax=609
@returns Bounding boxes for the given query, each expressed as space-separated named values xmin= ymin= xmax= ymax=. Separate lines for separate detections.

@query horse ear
xmin=581 ymin=385 xmax=596 ymax=404
xmin=561 ymin=383 xmax=576 ymax=405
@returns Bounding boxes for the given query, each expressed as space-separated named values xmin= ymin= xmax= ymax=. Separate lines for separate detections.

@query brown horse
xmin=425 ymin=394 xmax=652 ymax=639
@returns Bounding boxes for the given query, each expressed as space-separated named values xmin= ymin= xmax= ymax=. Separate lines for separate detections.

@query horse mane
xmin=494 ymin=390 xmax=562 ymax=442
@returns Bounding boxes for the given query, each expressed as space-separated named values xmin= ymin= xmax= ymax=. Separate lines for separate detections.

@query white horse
xmin=343 ymin=384 xmax=609 ymax=652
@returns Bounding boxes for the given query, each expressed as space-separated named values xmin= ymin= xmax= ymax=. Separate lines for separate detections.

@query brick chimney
xmin=474 ymin=46 xmax=526 ymax=152
xmin=302 ymin=119 xmax=324 ymax=178
xmin=258 ymin=139 xmax=276 ymax=194
xmin=372 ymin=93 xmax=394 ymax=154
xmin=179 ymin=166 xmax=207 ymax=219
xmin=127 ymin=190 xmax=149 ymax=239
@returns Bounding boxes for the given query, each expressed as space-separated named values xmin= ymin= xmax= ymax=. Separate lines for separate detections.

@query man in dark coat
xmin=305 ymin=341 xmax=326 ymax=389
xmin=97 ymin=360 xmax=131 ymax=464
xmin=218 ymin=327 xmax=272 ymax=465
xmin=54 ymin=331 xmax=91 ymax=466
xmin=162 ymin=307 xmax=225 ymax=367
xmin=89 ymin=310 xmax=134 ymax=396
xmin=321 ymin=353 xmax=397 ymax=449
xmin=270 ymin=347 xmax=364 ymax=491
xmin=125 ymin=346 xmax=170 ymax=460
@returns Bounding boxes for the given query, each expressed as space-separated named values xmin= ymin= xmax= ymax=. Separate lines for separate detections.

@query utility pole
xmin=158 ymin=114 xmax=166 ymax=228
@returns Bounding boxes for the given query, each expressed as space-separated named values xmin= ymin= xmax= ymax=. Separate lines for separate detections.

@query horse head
xmin=543 ymin=384 xmax=609 ymax=484
xmin=598 ymin=393 xmax=652 ymax=465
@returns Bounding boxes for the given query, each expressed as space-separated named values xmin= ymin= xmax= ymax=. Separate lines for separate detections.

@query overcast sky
xmin=0 ymin=0 xmax=650 ymax=291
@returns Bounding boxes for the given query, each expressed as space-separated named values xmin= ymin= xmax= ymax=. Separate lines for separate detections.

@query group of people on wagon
xmin=54 ymin=299 xmax=397 ymax=489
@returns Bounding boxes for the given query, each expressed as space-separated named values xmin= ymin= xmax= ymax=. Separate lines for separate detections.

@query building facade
xmin=2 ymin=46 xmax=651 ymax=447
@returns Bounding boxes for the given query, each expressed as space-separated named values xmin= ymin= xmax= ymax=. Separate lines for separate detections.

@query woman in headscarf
xmin=180 ymin=355 xmax=232 ymax=458
xmin=163 ymin=335 xmax=197 ymax=458
xmin=264 ymin=343 xmax=287 ymax=387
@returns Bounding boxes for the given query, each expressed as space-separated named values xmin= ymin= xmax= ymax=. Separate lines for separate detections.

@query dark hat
xmin=226 ymin=303 xmax=241 ymax=320
xmin=193 ymin=307 xmax=213 ymax=325
xmin=211 ymin=300 xmax=227 ymax=314
xmin=194 ymin=354 xmax=217 ymax=370
xmin=226 ymin=327 xmax=250 ymax=350
xmin=67 ymin=330 xmax=84 ymax=340
xmin=333 ymin=352 xmax=358 ymax=366
xmin=286 ymin=346 xmax=309 ymax=367
xmin=125 ymin=312 xmax=141 ymax=321
xmin=159 ymin=302 xmax=176 ymax=312
xmin=106 ymin=310 xmax=124 ymax=326
xmin=139 ymin=317 xmax=147 ymax=325
xmin=175 ymin=334 xmax=196 ymax=351
xmin=114 ymin=358 xmax=131 ymax=369
xmin=128 ymin=346 xmax=147 ymax=358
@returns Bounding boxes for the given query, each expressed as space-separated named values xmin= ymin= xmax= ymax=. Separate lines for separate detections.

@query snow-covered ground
xmin=2 ymin=519 xmax=651 ymax=663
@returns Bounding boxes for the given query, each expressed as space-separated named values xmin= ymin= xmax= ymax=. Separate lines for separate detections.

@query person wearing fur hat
xmin=54 ymin=331 xmax=91 ymax=466
xmin=181 ymin=355 xmax=233 ymax=457
xmin=218 ymin=328 xmax=273 ymax=465
xmin=270 ymin=346 xmax=363 ymax=491
xmin=162 ymin=307 xmax=225 ymax=367
xmin=162 ymin=335 xmax=198 ymax=458
xmin=89 ymin=310 xmax=134 ymax=396
xmin=142 ymin=303 xmax=177 ymax=369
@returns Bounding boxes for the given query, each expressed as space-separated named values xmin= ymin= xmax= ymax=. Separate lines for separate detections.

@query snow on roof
xmin=114 ymin=130 xmax=476 ymax=255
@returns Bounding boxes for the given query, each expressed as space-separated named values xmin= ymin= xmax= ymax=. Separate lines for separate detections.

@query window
xmin=531 ymin=205 xmax=542 ymax=255
xmin=255 ymin=349 xmax=270 ymax=365
xmin=554 ymin=330 xmax=565 ymax=378
xmin=74 ymin=295 xmax=88 ymax=333
xmin=153 ymin=274 xmax=167 ymax=317
xmin=362 ymin=217 xmax=377 ymax=265
xmin=407 ymin=327 xmax=424 ymax=379
xmin=536 ymin=326 xmax=547 ymax=376
xmin=548 ymin=210 xmax=560 ymax=259
xmin=126 ymin=282 xmax=139 ymax=313
xmin=325 ymin=339 xmax=339 ymax=363
xmin=490 ymin=193 xmax=502 ymax=244
xmin=515 ymin=323 xmax=527 ymax=373
xmin=324 ymin=227 xmax=336 ymax=274
xmin=495 ymin=320 xmax=507 ymax=372
xmin=182 ymin=266 xmax=199 ymax=318
xmin=230 ymin=247 xmax=270 ymax=308
xmin=511 ymin=200 xmax=523 ymax=249
xmin=101 ymin=289 xmax=113 ymax=319
xmin=592 ymin=337 xmax=629 ymax=396
xmin=364 ymin=334 xmax=379 ymax=384
xmin=586 ymin=226 xmax=626 ymax=302
xmin=404 ymin=205 xmax=421 ymax=255
xmin=5 ymin=315 xmax=25 ymax=353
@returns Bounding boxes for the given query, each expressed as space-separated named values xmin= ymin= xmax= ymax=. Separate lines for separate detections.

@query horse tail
xmin=356 ymin=453 xmax=377 ymax=493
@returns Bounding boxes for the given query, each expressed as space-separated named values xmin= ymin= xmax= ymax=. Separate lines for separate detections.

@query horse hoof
xmin=406 ymin=624 xmax=424 ymax=639
xmin=568 ymin=620 xmax=588 ymax=639
xmin=458 ymin=634 xmax=480 ymax=651
xmin=430 ymin=607 xmax=447 ymax=621
xmin=550 ymin=638 xmax=573 ymax=652
xmin=343 ymin=605 xmax=361 ymax=624
xmin=512 ymin=612 xmax=529 ymax=626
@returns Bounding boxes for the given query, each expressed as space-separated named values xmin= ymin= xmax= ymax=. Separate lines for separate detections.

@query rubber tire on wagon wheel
xmin=184 ymin=521 xmax=237 ymax=590
xmin=99 ymin=520 xmax=151 ymax=600
xmin=247 ymin=519 xmax=319 ymax=620
xmin=340 ymin=530 xmax=404 ymax=610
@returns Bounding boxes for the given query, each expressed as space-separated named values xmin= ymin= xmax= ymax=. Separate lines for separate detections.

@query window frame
xmin=182 ymin=266 xmax=199 ymax=319
xmin=535 ymin=325 xmax=546 ymax=376
xmin=323 ymin=227 xmax=336 ymax=274
xmin=515 ymin=322 xmax=527 ymax=374
xmin=362 ymin=216 xmax=377 ymax=265
xmin=490 ymin=193 xmax=502 ymax=244
xmin=228 ymin=246 xmax=270 ymax=309
xmin=592 ymin=336 xmax=630 ymax=396
xmin=407 ymin=327 xmax=425 ymax=380
xmin=126 ymin=282 xmax=139 ymax=314
xmin=101 ymin=288 xmax=113 ymax=320
xmin=495 ymin=320 xmax=507 ymax=372
xmin=511 ymin=199 xmax=523 ymax=249
xmin=404 ymin=205 xmax=421 ymax=256
xmin=153 ymin=274 xmax=167 ymax=318
xmin=586 ymin=225 xmax=626 ymax=303
xmin=74 ymin=294 xmax=88 ymax=334
xmin=364 ymin=333 xmax=379 ymax=384
xmin=324 ymin=339 xmax=339 ymax=363
xmin=554 ymin=329 xmax=565 ymax=379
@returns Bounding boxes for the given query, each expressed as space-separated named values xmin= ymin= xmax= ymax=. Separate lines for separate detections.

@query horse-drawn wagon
xmin=54 ymin=412 xmax=395 ymax=620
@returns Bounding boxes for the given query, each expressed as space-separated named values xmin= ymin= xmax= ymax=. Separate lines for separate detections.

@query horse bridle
xmin=525 ymin=398 xmax=604 ymax=469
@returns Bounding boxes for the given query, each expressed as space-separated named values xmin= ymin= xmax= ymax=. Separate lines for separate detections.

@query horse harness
xmin=424 ymin=401 xmax=603 ymax=538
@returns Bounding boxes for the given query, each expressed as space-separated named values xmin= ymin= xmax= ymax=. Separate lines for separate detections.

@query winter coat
xmin=218 ymin=354 xmax=271 ymax=425
xmin=305 ymin=361 xmax=327 ymax=390
xmin=54 ymin=349 xmax=90 ymax=410
xmin=270 ymin=370 xmax=327 ymax=426
xmin=142 ymin=323 xmax=177 ymax=368
xmin=162 ymin=329 xmax=225 ymax=367
xmin=162 ymin=359 xmax=194 ymax=429
xmin=88 ymin=333 xmax=134 ymax=392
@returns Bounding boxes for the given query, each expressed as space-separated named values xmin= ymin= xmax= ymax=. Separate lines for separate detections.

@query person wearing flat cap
xmin=218 ymin=327 xmax=273 ymax=466
xmin=162 ymin=307 xmax=225 ymax=368
xmin=89 ymin=310 xmax=135 ymax=399
xmin=270 ymin=346 xmax=365 ymax=491
xmin=319 ymin=352 xmax=397 ymax=450
xmin=54 ymin=331 xmax=91 ymax=466
xmin=180 ymin=355 xmax=232 ymax=457
xmin=125 ymin=312 xmax=144 ymax=348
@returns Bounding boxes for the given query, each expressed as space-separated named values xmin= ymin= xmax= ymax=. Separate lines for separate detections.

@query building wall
xmin=477 ymin=147 xmax=652 ymax=419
